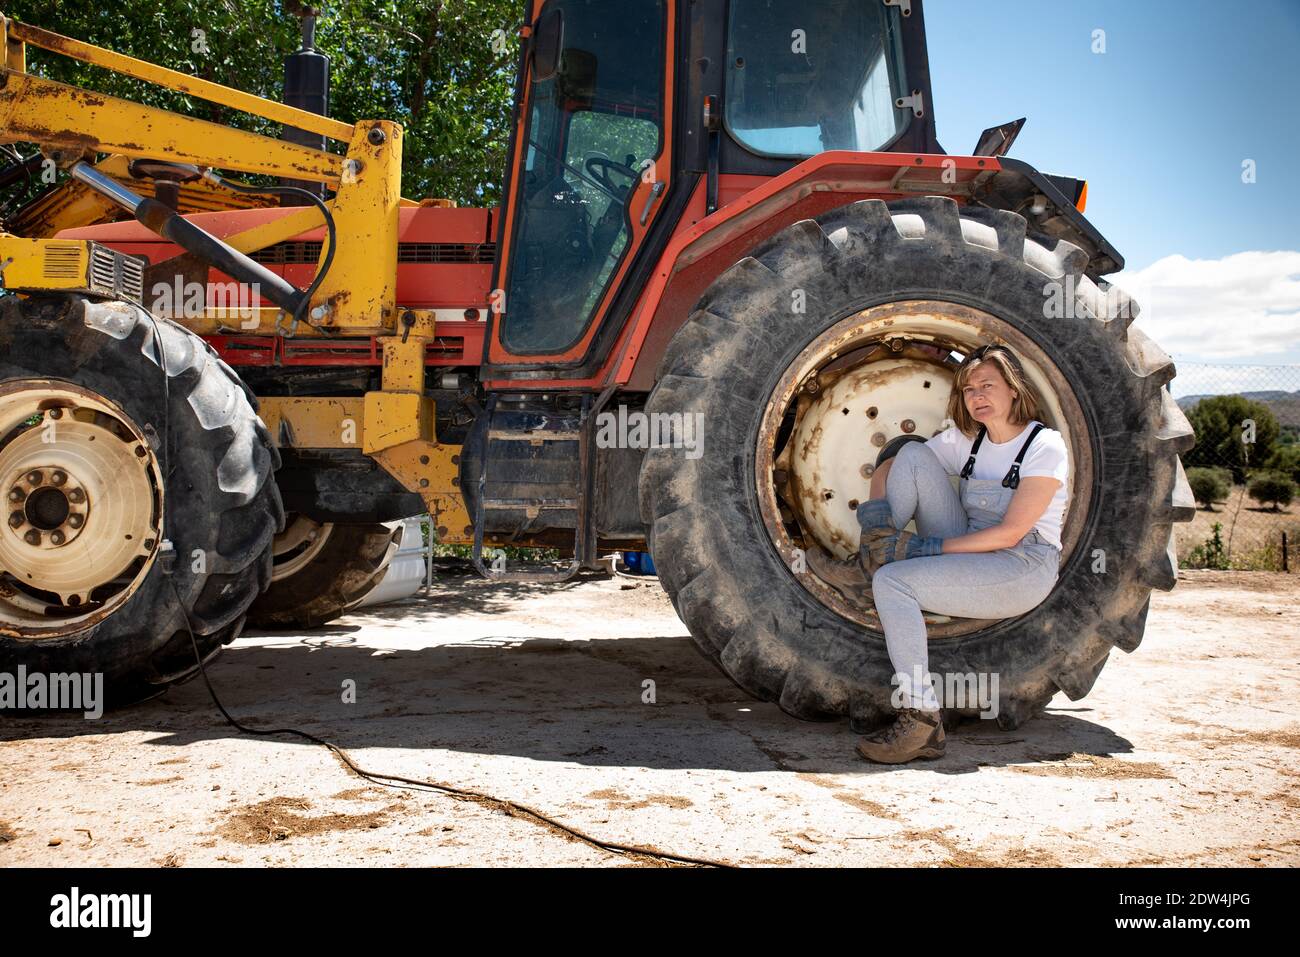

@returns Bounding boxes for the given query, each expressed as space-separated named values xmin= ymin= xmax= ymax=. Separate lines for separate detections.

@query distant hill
xmin=1176 ymin=390 xmax=1300 ymax=429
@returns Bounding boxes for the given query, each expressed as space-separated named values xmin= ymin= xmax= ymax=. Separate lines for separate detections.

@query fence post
xmin=1284 ymin=531 xmax=1289 ymax=573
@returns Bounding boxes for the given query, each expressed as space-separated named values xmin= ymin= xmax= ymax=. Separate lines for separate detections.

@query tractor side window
xmin=501 ymin=0 xmax=665 ymax=355
xmin=725 ymin=0 xmax=908 ymax=158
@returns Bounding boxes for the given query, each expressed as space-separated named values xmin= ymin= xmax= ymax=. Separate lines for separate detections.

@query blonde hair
xmin=945 ymin=345 xmax=1044 ymax=438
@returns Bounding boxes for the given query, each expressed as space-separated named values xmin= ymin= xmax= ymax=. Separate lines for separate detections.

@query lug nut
xmin=134 ymin=446 xmax=147 ymax=458
xmin=23 ymin=529 xmax=40 ymax=545
xmin=48 ymin=408 xmax=63 ymax=420
xmin=68 ymin=514 xmax=84 ymax=529
xmin=143 ymin=538 xmax=155 ymax=550
xmin=67 ymin=595 xmax=80 ymax=607
xmin=67 ymin=488 xmax=85 ymax=504
xmin=50 ymin=470 xmax=67 ymax=486
xmin=26 ymin=470 xmax=43 ymax=485
xmin=7 ymin=487 xmax=24 ymax=502
xmin=50 ymin=530 xmax=65 ymax=546
xmin=9 ymin=511 xmax=23 ymax=528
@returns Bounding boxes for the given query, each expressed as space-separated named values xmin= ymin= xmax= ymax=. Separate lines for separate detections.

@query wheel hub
xmin=269 ymin=514 xmax=335 ymax=582
xmin=0 ymin=381 xmax=162 ymax=634
xmin=789 ymin=357 xmax=956 ymax=559
xmin=8 ymin=466 xmax=92 ymax=549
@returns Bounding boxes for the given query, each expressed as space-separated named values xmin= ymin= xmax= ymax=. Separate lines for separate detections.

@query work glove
xmin=863 ymin=530 xmax=944 ymax=573
xmin=855 ymin=499 xmax=896 ymax=534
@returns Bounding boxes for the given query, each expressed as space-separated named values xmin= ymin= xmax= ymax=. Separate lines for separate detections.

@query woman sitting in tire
xmin=854 ymin=344 xmax=1070 ymax=764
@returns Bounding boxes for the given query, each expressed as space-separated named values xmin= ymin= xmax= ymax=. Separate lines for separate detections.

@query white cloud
xmin=1110 ymin=251 xmax=1300 ymax=361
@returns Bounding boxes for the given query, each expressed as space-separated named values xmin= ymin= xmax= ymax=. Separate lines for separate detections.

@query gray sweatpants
xmin=871 ymin=441 xmax=1061 ymax=710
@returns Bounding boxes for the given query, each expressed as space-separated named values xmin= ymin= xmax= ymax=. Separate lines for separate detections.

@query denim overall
xmin=868 ymin=424 xmax=1063 ymax=710
xmin=958 ymin=423 xmax=1062 ymax=562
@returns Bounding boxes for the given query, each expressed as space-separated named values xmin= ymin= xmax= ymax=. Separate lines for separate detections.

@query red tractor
xmin=0 ymin=0 xmax=1193 ymax=730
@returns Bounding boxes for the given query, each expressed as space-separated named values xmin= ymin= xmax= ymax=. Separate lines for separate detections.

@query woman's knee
xmin=894 ymin=439 xmax=938 ymax=470
xmin=870 ymin=563 xmax=912 ymax=600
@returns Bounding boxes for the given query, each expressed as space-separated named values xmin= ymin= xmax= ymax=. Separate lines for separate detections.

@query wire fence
xmin=1170 ymin=363 xmax=1300 ymax=572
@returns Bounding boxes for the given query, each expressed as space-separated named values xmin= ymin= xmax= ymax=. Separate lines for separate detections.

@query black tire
xmin=639 ymin=196 xmax=1195 ymax=731
xmin=0 ymin=295 xmax=282 ymax=706
xmin=246 ymin=522 xmax=401 ymax=629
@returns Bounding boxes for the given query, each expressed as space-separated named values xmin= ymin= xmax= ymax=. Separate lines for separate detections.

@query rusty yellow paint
xmin=0 ymin=237 xmax=116 ymax=294
xmin=5 ymin=18 xmax=353 ymax=143
xmin=2 ymin=16 xmax=25 ymax=74
xmin=10 ymin=154 xmax=277 ymax=239
xmin=257 ymin=397 xmax=365 ymax=449
xmin=371 ymin=440 xmax=469 ymax=541
xmin=362 ymin=392 xmax=433 ymax=453
xmin=5 ymin=182 xmax=120 ymax=238
xmin=0 ymin=72 xmax=344 ymax=182
xmin=311 ymin=121 xmax=402 ymax=330
xmin=219 ymin=205 xmax=326 ymax=256
xmin=378 ymin=334 xmax=428 ymax=391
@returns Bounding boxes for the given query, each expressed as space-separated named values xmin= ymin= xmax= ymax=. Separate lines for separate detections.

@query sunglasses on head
xmin=960 ymin=344 xmax=1015 ymax=365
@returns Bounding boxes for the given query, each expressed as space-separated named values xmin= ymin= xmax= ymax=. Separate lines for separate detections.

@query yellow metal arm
xmin=1 ymin=16 xmax=354 ymax=143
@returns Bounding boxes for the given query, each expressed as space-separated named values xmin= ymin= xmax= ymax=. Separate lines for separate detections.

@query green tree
xmin=1183 ymin=395 xmax=1281 ymax=484
xmin=1247 ymin=471 xmax=1295 ymax=512
xmin=3 ymin=0 xmax=521 ymax=206
xmin=1266 ymin=442 xmax=1300 ymax=486
xmin=1185 ymin=466 xmax=1230 ymax=512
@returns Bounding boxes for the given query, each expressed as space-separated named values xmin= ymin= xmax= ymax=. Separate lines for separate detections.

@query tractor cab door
xmin=489 ymin=0 xmax=672 ymax=369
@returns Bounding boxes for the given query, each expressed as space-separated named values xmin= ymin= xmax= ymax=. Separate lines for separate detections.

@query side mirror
xmin=532 ymin=9 xmax=563 ymax=81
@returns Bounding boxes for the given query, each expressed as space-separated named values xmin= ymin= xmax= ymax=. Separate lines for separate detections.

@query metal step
xmin=470 ymin=394 xmax=594 ymax=583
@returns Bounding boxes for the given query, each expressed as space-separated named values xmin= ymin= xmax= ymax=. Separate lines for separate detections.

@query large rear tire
xmin=639 ymin=197 xmax=1195 ymax=731
xmin=0 ymin=295 xmax=282 ymax=706
xmin=245 ymin=518 xmax=401 ymax=629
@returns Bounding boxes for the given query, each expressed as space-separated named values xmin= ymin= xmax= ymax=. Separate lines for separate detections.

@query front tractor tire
xmin=0 ymin=296 xmax=282 ymax=706
xmin=639 ymin=197 xmax=1196 ymax=732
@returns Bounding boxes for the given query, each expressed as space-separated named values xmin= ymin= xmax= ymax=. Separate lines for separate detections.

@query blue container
xmin=622 ymin=551 xmax=657 ymax=576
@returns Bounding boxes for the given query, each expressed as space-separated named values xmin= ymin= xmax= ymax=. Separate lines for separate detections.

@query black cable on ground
xmin=173 ymin=581 xmax=730 ymax=868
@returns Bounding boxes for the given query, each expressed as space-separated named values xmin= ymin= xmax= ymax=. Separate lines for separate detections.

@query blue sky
xmin=926 ymin=0 xmax=1300 ymax=270
xmin=925 ymin=0 xmax=1300 ymax=376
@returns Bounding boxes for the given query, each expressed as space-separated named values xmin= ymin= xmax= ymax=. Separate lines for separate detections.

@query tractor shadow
xmin=1 ymin=595 xmax=1136 ymax=777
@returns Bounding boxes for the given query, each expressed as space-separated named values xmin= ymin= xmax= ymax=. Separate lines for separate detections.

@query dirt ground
xmin=1 ymin=567 xmax=1296 ymax=867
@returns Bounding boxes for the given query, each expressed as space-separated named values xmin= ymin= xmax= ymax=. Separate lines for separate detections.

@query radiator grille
xmin=251 ymin=241 xmax=496 ymax=265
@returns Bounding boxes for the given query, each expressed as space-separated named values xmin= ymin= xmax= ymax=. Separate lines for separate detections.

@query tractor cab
xmin=490 ymin=0 xmax=940 ymax=375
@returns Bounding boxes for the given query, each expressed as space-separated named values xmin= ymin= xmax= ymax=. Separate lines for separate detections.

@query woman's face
xmin=961 ymin=361 xmax=1018 ymax=426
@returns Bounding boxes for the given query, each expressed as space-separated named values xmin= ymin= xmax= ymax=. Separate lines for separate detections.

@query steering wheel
xmin=585 ymin=153 xmax=641 ymax=197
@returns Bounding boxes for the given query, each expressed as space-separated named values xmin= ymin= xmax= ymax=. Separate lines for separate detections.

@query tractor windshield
xmin=501 ymin=0 xmax=666 ymax=355
xmin=725 ymin=0 xmax=909 ymax=157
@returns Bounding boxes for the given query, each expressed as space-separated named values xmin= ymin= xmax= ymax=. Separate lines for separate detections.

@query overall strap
xmin=1002 ymin=423 xmax=1045 ymax=488
xmin=959 ymin=425 xmax=987 ymax=479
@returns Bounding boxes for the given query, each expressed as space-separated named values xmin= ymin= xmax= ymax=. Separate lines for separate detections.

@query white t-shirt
xmin=924 ymin=419 xmax=1070 ymax=548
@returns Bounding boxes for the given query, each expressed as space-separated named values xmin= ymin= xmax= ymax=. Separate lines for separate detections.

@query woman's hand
xmin=943 ymin=476 xmax=1062 ymax=553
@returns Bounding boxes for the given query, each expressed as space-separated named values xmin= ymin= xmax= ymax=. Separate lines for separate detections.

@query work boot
xmin=855 ymin=707 xmax=946 ymax=763
xmin=804 ymin=546 xmax=871 ymax=603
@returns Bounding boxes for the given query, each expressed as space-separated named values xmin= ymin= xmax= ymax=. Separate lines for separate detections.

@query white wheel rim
xmin=269 ymin=514 xmax=334 ymax=582
xmin=0 ymin=379 xmax=163 ymax=637
xmin=755 ymin=300 xmax=1090 ymax=635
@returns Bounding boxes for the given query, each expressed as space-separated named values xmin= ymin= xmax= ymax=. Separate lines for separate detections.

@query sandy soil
xmin=1 ymin=567 xmax=1296 ymax=867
